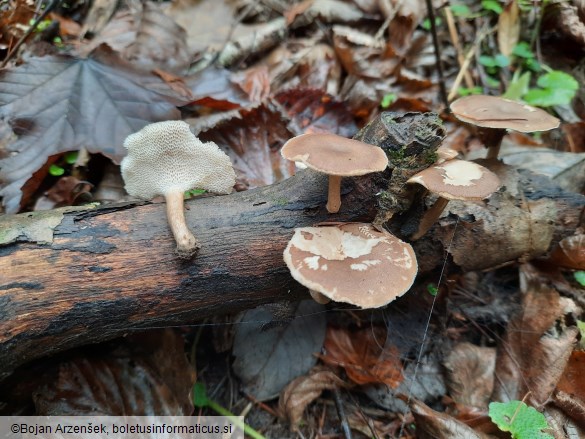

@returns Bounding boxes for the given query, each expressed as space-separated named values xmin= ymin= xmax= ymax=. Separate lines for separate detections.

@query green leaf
xmin=192 ymin=382 xmax=209 ymax=408
xmin=489 ymin=401 xmax=553 ymax=439
xmin=575 ymin=271 xmax=585 ymax=287
xmin=458 ymin=86 xmax=483 ymax=96
xmin=64 ymin=151 xmax=78 ymax=165
xmin=422 ymin=17 xmax=442 ymax=30
xmin=482 ymin=0 xmax=503 ymax=14
xmin=494 ymin=54 xmax=510 ymax=68
xmin=479 ymin=55 xmax=497 ymax=68
xmin=450 ymin=4 xmax=472 ymax=17
xmin=513 ymin=42 xmax=534 ymax=59
xmin=49 ymin=164 xmax=65 ymax=176
xmin=536 ymin=70 xmax=579 ymax=91
xmin=427 ymin=284 xmax=438 ymax=296
xmin=485 ymin=75 xmax=501 ymax=88
xmin=524 ymin=58 xmax=542 ymax=72
xmin=503 ymin=71 xmax=531 ymax=100
xmin=380 ymin=93 xmax=397 ymax=109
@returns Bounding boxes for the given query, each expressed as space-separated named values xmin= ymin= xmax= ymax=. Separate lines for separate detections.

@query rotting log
xmin=0 ymin=163 xmax=584 ymax=379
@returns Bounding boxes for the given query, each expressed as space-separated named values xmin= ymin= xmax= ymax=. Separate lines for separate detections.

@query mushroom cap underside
xmin=121 ymin=120 xmax=236 ymax=199
xmin=283 ymin=223 xmax=417 ymax=309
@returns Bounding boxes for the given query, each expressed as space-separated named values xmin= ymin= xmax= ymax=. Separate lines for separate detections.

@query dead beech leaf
xmin=278 ymin=366 xmax=347 ymax=430
xmin=320 ymin=327 xmax=403 ymax=388
xmin=231 ymin=66 xmax=271 ymax=103
xmin=185 ymin=67 xmax=250 ymax=110
xmin=549 ymin=232 xmax=585 ymax=270
xmin=443 ymin=343 xmax=495 ymax=409
xmin=274 ymin=89 xmax=357 ymax=137
xmin=199 ymin=103 xmax=295 ymax=188
xmin=497 ymin=0 xmax=520 ymax=57
xmin=409 ymin=397 xmax=489 ymax=439
xmin=34 ymin=176 xmax=93 ymax=211
xmin=557 ymin=351 xmax=585 ymax=401
xmin=0 ymin=0 xmax=35 ymax=50
xmin=48 ymin=13 xmax=82 ymax=38
xmin=0 ymin=45 xmax=185 ymax=213
xmin=33 ymin=330 xmax=195 ymax=415
xmin=286 ymin=0 xmax=364 ymax=28
xmin=491 ymin=265 xmax=579 ymax=406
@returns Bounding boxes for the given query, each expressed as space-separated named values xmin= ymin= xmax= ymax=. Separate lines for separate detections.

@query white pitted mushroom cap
xmin=450 ymin=95 xmax=560 ymax=132
xmin=121 ymin=120 xmax=236 ymax=199
xmin=283 ymin=223 xmax=417 ymax=309
xmin=280 ymin=133 xmax=388 ymax=176
xmin=407 ymin=159 xmax=501 ymax=200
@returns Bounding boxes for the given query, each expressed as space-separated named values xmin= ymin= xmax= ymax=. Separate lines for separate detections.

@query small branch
xmin=425 ymin=0 xmax=449 ymax=110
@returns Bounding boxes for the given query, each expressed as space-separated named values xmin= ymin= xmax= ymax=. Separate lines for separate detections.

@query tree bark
xmin=0 ymin=165 xmax=583 ymax=379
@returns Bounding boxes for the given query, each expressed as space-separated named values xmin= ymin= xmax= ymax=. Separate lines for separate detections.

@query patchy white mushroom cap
xmin=450 ymin=95 xmax=560 ymax=132
xmin=121 ymin=120 xmax=236 ymax=199
xmin=407 ymin=159 xmax=501 ymax=200
xmin=283 ymin=223 xmax=417 ymax=309
xmin=280 ymin=133 xmax=388 ymax=176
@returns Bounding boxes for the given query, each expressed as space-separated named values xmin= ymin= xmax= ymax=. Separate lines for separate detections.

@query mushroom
xmin=121 ymin=120 xmax=236 ymax=259
xmin=407 ymin=159 xmax=501 ymax=240
xmin=283 ymin=223 xmax=418 ymax=308
xmin=435 ymin=145 xmax=458 ymax=163
xmin=450 ymin=95 xmax=560 ymax=160
xmin=280 ymin=133 xmax=388 ymax=213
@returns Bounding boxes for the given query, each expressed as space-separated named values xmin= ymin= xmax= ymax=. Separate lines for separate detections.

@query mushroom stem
xmin=309 ymin=290 xmax=331 ymax=305
xmin=479 ymin=127 xmax=506 ymax=160
xmin=326 ymin=175 xmax=342 ymax=213
xmin=411 ymin=197 xmax=450 ymax=240
xmin=165 ymin=191 xmax=200 ymax=259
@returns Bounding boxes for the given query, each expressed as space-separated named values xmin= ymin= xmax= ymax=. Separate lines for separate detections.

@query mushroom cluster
xmin=121 ymin=120 xmax=236 ymax=259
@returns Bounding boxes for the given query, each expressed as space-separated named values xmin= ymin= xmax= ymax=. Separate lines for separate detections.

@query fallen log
xmin=0 ymin=160 xmax=583 ymax=379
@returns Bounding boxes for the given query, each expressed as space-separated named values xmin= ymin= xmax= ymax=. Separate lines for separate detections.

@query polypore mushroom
xmin=407 ymin=159 xmax=501 ymax=240
xmin=280 ymin=133 xmax=388 ymax=213
xmin=450 ymin=95 xmax=559 ymax=160
xmin=121 ymin=120 xmax=236 ymax=259
xmin=283 ymin=223 xmax=417 ymax=308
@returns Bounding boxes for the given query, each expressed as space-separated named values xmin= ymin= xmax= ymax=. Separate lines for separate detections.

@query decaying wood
xmin=0 ymin=162 xmax=583 ymax=379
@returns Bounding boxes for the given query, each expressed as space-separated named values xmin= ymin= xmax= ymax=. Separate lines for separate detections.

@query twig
xmin=332 ymin=388 xmax=352 ymax=439
xmin=447 ymin=26 xmax=493 ymax=101
xmin=1 ymin=0 xmax=61 ymax=68
xmin=444 ymin=7 xmax=474 ymax=89
xmin=424 ymin=0 xmax=449 ymax=110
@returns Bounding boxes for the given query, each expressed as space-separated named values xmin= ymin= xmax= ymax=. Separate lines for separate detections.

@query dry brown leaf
xmin=185 ymin=67 xmax=250 ymax=110
xmin=545 ymin=405 xmax=585 ymax=439
xmin=562 ymin=122 xmax=585 ymax=153
xmin=33 ymin=330 xmax=195 ymax=415
xmin=383 ymin=0 xmax=427 ymax=54
xmin=286 ymin=0 xmax=364 ymax=27
xmin=0 ymin=45 xmax=186 ymax=213
xmin=0 ymin=0 xmax=35 ymax=50
xmin=497 ymin=0 xmax=520 ymax=57
xmin=275 ymin=88 xmax=357 ymax=137
xmin=443 ymin=343 xmax=495 ymax=409
xmin=548 ymin=231 xmax=585 ymax=270
xmin=48 ymin=13 xmax=82 ymax=38
xmin=491 ymin=265 xmax=579 ymax=406
xmin=231 ymin=66 xmax=271 ymax=103
xmin=199 ymin=104 xmax=295 ymax=188
xmin=557 ymin=351 xmax=585 ymax=402
xmin=319 ymin=326 xmax=403 ymax=388
xmin=34 ymin=176 xmax=93 ymax=211
xmin=409 ymin=397 xmax=490 ymax=439
xmin=278 ymin=366 xmax=347 ymax=430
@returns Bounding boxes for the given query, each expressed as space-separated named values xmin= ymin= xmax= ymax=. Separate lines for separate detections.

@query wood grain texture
xmin=0 ymin=166 xmax=583 ymax=379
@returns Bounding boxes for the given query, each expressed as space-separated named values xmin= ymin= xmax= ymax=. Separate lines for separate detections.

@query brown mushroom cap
xmin=280 ymin=133 xmax=388 ymax=176
xmin=436 ymin=145 xmax=458 ymax=163
xmin=450 ymin=95 xmax=560 ymax=132
xmin=283 ymin=223 xmax=417 ymax=309
xmin=407 ymin=159 xmax=501 ymax=200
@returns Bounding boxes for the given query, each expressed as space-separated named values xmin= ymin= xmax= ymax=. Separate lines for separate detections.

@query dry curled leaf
xmin=548 ymin=232 xmax=585 ymax=270
xmin=278 ymin=366 xmax=347 ymax=430
xmin=185 ymin=67 xmax=250 ymax=110
xmin=497 ymin=0 xmax=520 ymax=57
xmin=33 ymin=330 xmax=195 ymax=415
xmin=443 ymin=342 xmax=495 ymax=410
xmin=319 ymin=326 xmax=403 ymax=388
xmin=0 ymin=45 xmax=185 ymax=213
xmin=34 ymin=176 xmax=93 ymax=211
xmin=199 ymin=104 xmax=295 ymax=188
xmin=491 ymin=265 xmax=579 ymax=406
xmin=274 ymin=88 xmax=357 ymax=137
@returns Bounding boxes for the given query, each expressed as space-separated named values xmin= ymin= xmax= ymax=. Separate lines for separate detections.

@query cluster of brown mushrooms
xmin=119 ymin=99 xmax=559 ymax=308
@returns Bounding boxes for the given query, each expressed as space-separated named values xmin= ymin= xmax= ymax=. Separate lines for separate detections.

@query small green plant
xmin=489 ymin=401 xmax=553 ymax=439
xmin=49 ymin=164 xmax=65 ymax=176
xmin=192 ymin=382 xmax=265 ymax=439
xmin=48 ymin=151 xmax=79 ymax=177
xmin=380 ymin=93 xmax=397 ymax=109
xmin=184 ymin=189 xmax=206 ymax=199
xmin=427 ymin=283 xmax=438 ymax=296
xmin=575 ymin=271 xmax=585 ymax=287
